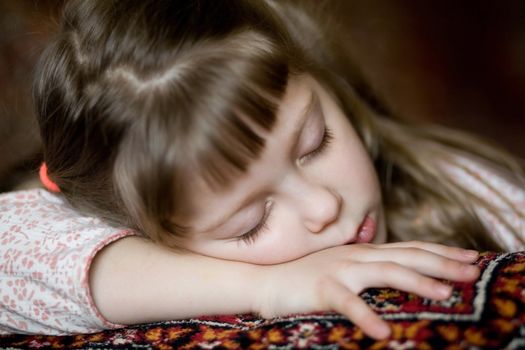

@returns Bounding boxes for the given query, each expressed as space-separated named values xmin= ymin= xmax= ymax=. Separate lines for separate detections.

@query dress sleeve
xmin=0 ymin=189 xmax=137 ymax=335
xmin=440 ymin=154 xmax=525 ymax=252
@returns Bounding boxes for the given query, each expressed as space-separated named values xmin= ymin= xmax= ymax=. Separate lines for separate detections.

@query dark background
xmin=0 ymin=0 xmax=523 ymax=192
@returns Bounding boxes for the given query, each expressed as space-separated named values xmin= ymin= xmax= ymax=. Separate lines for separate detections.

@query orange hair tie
xmin=39 ymin=163 xmax=60 ymax=193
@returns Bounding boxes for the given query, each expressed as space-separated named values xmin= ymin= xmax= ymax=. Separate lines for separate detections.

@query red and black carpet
xmin=1 ymin=251 xmax=524 ymax=349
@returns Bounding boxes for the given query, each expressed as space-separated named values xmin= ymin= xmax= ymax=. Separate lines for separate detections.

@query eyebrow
xmin=200 ymin=91 xmax=317 ymax=234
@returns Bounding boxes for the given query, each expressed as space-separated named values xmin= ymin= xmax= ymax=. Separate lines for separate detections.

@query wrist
xmin=250 ymin=264 xmax=282 ymax=319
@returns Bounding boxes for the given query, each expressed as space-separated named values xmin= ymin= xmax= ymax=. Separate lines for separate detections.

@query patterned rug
xmin=1 ymin=252 xmax=524 ymax=350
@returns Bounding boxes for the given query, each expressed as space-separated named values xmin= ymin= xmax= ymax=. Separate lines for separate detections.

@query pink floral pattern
xmin=0 ymin=189 xmax=135 ymax=335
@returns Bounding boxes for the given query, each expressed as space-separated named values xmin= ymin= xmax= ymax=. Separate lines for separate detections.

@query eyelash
xmin=239 ymin=202 xmax=272 ymax=245
xmin=300 ymin=126 xmax=333 ymax=163
xmin=238 ymin=126 xmax=334 ymax=245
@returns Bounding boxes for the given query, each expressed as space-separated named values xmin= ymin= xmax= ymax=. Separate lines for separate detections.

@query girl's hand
xmin=255 ymin=241 xmax=480 ymax=340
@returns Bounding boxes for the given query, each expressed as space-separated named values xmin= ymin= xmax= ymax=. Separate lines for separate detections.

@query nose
xmin=282 ymin=174 xmax=342 ymax=233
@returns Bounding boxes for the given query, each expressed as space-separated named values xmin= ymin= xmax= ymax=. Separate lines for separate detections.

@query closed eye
xmin=299 ymin=126 xmax=333 ymax=164
xmin=236 ymin=200 xmax=273 ymax=245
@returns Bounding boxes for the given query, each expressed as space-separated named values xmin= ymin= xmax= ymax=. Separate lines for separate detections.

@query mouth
xmin=346 ymin=214 xmax=377 ymax=244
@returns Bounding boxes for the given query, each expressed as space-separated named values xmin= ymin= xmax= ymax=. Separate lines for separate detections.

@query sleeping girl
xmin=1 ymin=0 xmax=523 ymax=340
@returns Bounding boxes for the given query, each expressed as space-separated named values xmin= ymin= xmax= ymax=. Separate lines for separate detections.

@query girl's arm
xmin=90 ymin=237 xmax=480 ymax=340
xmin=89 ymin=236 xmax=260 ymax=322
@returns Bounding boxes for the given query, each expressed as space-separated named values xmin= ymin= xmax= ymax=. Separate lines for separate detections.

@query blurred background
xmin=0 ymin=0 xmax=524 ymax=192
xmin=332 ymin=0 xmax=525 ymax=156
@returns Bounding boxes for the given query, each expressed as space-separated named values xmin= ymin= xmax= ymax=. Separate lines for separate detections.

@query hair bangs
xmin=184 ymin=39 xmax=290 ymax=193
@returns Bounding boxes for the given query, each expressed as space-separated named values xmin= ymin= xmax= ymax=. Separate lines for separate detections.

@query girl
xmin=1 ymin=0 xmax=524 ymax=340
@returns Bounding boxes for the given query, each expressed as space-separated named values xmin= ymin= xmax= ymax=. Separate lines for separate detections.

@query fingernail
xmin=464 ymin=265 xmax=479 ymax=276
xmin=463 ymin=250 xmax=479 ymax=259
xmin=438 ymin=284 xmax=452 ymax=298
xmin=376 ymin=323 xmax=391 ymax=339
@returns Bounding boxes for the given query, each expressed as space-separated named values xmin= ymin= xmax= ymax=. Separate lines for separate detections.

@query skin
xmin=180 ymin=74 xmax=387 ymax=264
xmin=90 ymin=74 xmax=481 ymax=341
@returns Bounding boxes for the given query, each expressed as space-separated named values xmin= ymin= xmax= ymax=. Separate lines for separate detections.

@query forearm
xmin=89 ymin=236 xmax=262 ymax=325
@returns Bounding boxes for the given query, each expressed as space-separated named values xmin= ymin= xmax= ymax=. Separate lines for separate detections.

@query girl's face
xmin=180 ymin=74 xmax=387 ymax=264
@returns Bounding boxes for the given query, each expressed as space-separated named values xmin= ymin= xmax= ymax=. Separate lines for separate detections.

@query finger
xmin=374 ymin=241 xmax=479 ymax=263
xmin=350 ymin=261 xmax=455 ymax=300
xmin=320 ymin=277 xmax=391 ymax=340
xmin=353 ymin=247 xmax=480 ymax=282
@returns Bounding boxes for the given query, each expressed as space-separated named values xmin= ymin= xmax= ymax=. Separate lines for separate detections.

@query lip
xmin=345 ymin=214 xmax=377 ymax=245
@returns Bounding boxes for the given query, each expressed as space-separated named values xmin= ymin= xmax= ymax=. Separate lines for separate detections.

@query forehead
xmin=184 ymin=74 xmax=314 ymax=231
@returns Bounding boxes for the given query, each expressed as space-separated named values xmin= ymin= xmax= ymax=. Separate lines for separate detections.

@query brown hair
xmin=34 ymin=0 xmax=303 ymax=246
xmin=34 ymin=0 xmax=524 ymax=251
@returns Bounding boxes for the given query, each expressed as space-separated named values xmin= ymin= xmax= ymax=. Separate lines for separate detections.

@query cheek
xmin=184 ymin=226 xmax=319 ymax=265
xmin=322 ymin=98 xmax=377 ymax=182
xmin=329 ymin=126 xmax=378 ymax=191
xmin=223 ymin=233 xmax=309 ymax=264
